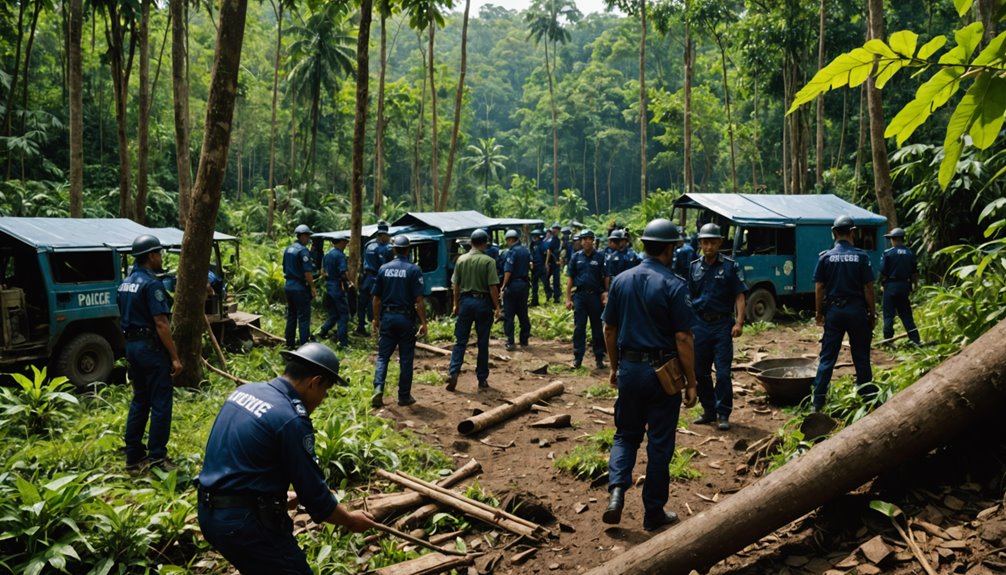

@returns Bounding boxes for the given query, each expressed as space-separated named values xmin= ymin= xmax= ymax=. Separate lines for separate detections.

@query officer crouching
xmin=197 ymin=343 xmax=373 ymax=574
xmin=601 ymin=219 xmax=698 ymax=531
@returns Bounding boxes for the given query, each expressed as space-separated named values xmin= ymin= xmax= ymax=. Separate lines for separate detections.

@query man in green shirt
xmin=446 ymin=229 xmax=501 ymax=391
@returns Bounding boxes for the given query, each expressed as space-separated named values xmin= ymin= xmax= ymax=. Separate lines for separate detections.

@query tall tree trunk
xmin=593 ymin=139 xmax=599 ymax=213
xmin=414 ymin=33 xmax=427 ymax=209
xmin=978 ymin=0 xmax=1000 ymax=43
xmin=267 ymin=0 xmax=283 ymax=237
xmin=350 ymin=0 xmax=373 ymax=281
xmin=867 ymin=0 xmax=897 ymax=226
xmin=18 ymin=0 xmax=44 ymax=140
xmin=441 ymin=0 xmax=471 ymax=211
xmin=105 ymin=1 xmax=135 ymax=218
xmin=428 ymin=19 xmax=440 ymax=209
xmin=69 ymin=0 xmax=84 ymax=217
xmin=373 ymin=8 xmax=388 ymax=217
xmin=815 ymin=0 xmax=826 ymax=189
xmin=854 ymin=85 xmax=865 ymax=188
xmin=717 ymin=36 xmax=738 ymax=193
xmin=136 ymin=0 xmax=151 ymax=224
xmin=174 ymin=0 xmax=249 ymax=388
xmin=545 ymin=40 xmax=559 ymax=207
xmin=1 ymin=1 xmax=27 ymax=147
xmin=835 ymin=88 xmax=848 ymax=170
xmin=171 ymin=0 xmax=192 ymax=228
xmin=682 ymin=12 xmax=693 ymax=197
xmin=639 ymin=0 xmax=647 ymax=201
xmin=289 ymin=95 xmax=297 ymax=186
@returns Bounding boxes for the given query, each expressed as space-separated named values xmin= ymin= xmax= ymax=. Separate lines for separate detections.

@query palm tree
xmin=526 ymin=0 xmax=581 ymax=207
xmin=286 ymin=5 xmax=355 ymax=184
xmin=464 ymin=137 xmax=508 ymax=195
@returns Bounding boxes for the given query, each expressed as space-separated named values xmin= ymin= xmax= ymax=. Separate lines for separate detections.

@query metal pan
xmin=752 ymin=365 xmax=817 ymax=403
xmin=746 ymin=357 xmax=816 ymax=375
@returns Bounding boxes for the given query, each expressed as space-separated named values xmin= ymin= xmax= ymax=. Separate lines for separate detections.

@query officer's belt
xmin=826 ymin=297 xmax=863 ymax=308
xmin=510 ymin=277 xmax=529 ymax=282
xmin=364 ymin=269 xmax=378 ymax=276
xmin=574 ymin=287 xmax=599 ymax=294
xmin=382 ymin=304 xmax=413 ymax=315
xmin=461 ymin=291 xmax=488 ymax=299
xmin=698 ymin=311 xmax=730 ymax=322
xmin=198 ymin=489 xmax=284 ymax=509
xmin=124 ymin=328 xmax=157 ymax=341
xmin=620 ymin=348 xmax=677 ymax=364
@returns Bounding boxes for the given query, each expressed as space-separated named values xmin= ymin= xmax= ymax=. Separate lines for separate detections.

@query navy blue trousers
xmin=357 ymin=275 xmax=375 ymax=329
xmin=449 ymin=296 xmax=493 ymax=383
xmin=572 ymin=292 xmax=605 ymax=362
xmin=198 ymin=504 xmax=311 ymax=575
xmin=608 ymin=360 xmax=681 ymax=516
xmin=503 ymin=279 xmax=530 ymax=346
xmin=549 ymin=264 xmax=561 ymax=303
xmin=813 ymin=304 xmax=874 ymax=410
xmin=124 ymin=340 xmax=173 ymax=465
xmin=693 ymin=318 xmax=734 ymax=417
xmin=882 ymin=282 xmax=920 ymax=344
xmin=284 ymin=289 xmax=311 ymax=347
xmin=532 ymin=266 xmax=551 ymax=304
xmin=373 ymin=312 xmax=417 ymax=400
xmin=319 ymin=291 xmax=350 ymax=347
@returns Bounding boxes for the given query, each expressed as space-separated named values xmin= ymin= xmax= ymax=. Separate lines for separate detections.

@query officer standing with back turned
xmin=119 ymin=235 xmax=183 ymax=474
xmin=371 ymin=235 xmax=428 ymax=408
xmin=284 ymin=224 xmax=317 ymax=349
xmin=566 ymin=229 xmax=608 ymax=370
xmin=446 ymin=229 xmax=501 ymax=392
xmin=500 ymin=229 xmax=531 ymax=351
xmin=358 ymin=222 xmax=393 ymax=336
xmin=197 ymin=343 xmax=373 ymax=575
xmin=879 ymin=227 xmax=921 ymax=346
xmin=318 ymin=233 xmax=351 ymax=348
xmin=811 ymin=215 xmax=877 ymax=412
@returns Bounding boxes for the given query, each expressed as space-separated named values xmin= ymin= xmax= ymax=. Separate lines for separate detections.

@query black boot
xmin=602 ymin=486 xmax=625 ymax=525
xmin=643 ymin=510 xmax=679 ymax=531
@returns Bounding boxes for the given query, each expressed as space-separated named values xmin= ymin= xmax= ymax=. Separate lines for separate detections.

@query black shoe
xmin=572 ymin=358 xmax=582 ymax=369
xmin=446 ymin=374 xmax=458 ymax=392
xmin=317 ymin=331 xmax=328 ymax=340
xmin=643 ymin=510 xmax=679 ymax=531
xmin=397 ymin=395 xmax=416 ymax=406
xmin=355 ymin=327 xmax=369 ymax=336
xmin=478 ymin=380 xmax=489 ymax=390
xmin=520 ymin=341 xmax=529 ymax=348
xmin=371 ymin=387 xmax=384 ymax=408
xmin=717 ymin=415 xmax=731 ymax=431
xmin=148 ymin=457 xmax=178 ymax=472
xmin=505 ymin=343 xmax=516 ymax=352
xmin=126 ymin=458 xmax=149 ymax=477
xmin=602 ymin=486 xmax=625 ymax=525
xmin=693 ymin=412 xmax=716 ymax=425
xmin=596 ymin=358 xmax=606 ymax=370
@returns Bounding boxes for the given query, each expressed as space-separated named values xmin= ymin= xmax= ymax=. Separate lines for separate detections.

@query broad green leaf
xmin=888 ymin=30 xmax=918 ymax=57
xmin=955 ymin=0 xmax=974 ymax=17
xmin=940 ymin=73 xmax=992 ymax=188
xmin=44 ymin=474 xmax=79 ymax=493
xmin=971 ymin=29 xmax=1006 ymax=67
xmin=875 ymin=58 xmax=907 ymax=89
xmin=941 ymin=22 xmax=984 ymax=66
xmin=969 ymin=76 xmax=1006 ymax=149
xmin=864 ymin=39 xmax=897 ymax=59
xmin=85 ymin=557 xmax=114 ymax=575
xmin=788 ymin=48 xmax=876 ymax=113
xmin=869 ymin=499 xmax=903 ymax=518
xmin=917 ymin=35 xmax=948 ymax=60
xmin=886 ymin=68 xmax=966 ymax=144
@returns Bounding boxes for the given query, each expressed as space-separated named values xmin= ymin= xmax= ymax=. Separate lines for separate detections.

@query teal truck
xmin=672 ymin=194 xmax=888 ymax=322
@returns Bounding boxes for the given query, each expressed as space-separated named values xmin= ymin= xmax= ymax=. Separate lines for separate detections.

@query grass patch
xmin=670 ymin=447 xmax=702 ymax=481
xmin=555 ymin=444 xmax=609 ymax=480
xmin=584 ymin=384 xmax=617 ymax=399
xmin=745 ymin=320 xmax=776 ymax=336
xmin=414 ymin=370 xmax=445 ymax=386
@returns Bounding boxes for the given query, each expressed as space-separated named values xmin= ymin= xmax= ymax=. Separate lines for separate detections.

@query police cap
xmin=572 ymin=234 xmax=580 ymax=241
xmin=281 ymin=342 xmax=349 ymax=386
xmin=504 ymin=229 xmax=519 ymax=240
xmin=551 ymin=222 xmax=561 ymax=230
xmin=579 ymin=229 xmax=595 ymax=239
xmin=561 ymin=226 xmax=571 ymax=235
xmin=640 ymin=218 xmax=683 ymax=243
xmin=470 ymin=229 xmax=490 ymax=244
xmin=392 ymin=235 xmax=411 ymax=248
xmin=131 ymin=234 xmax=164 ymax=257
xmin=376 ymin=221 xmax=390 ymax=235
xmin=832 ymin=215 xmax=856 ymax=230
xmin=330 ymin=232 xmax=349 ymax=243
xmin=609 ymin=229 xmax=625 ymax=240
xmin=884 ymin=227 xmax=906 ymax=238
xmin=531 ymin=229 xmax=544 ymax=237
xmin=697 ymin=223 xmax=723 ymax=239
xmin=294 ymin=224 xmax=313 ymax=237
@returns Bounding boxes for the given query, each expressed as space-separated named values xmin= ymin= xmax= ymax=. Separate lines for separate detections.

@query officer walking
xmin=546 ymin=223 xmax=563 ymax=303
xmin=530 ymin=229 xmax=549 ymax=306
xmin=357 ymin=222 xmax=393 ymax=336
xmin=879 ymin=227 xmax=922 ymax=346
xmin=371 ymin=235 xmax=428 ymax=408
xmin=566 ymin=229 xmax=608 ymax=370
xmin=446 ymin=229 xmax=501 ymax=391
xmin=284 ymin=225 xmax=317 ymax=349
xmin=673 ymin=231 xmax=695 ymax=277
xmin=601 ymin=219 xmax=698 ymax=531
xmin=197 ymin=343 xmax=373 ymax=574
xmin=812 ymin=215 xmax=878 ymax=411
xmin=500 ymin=229 xmax=531 ymax=351
xmin=118 ymin=235 xmax=184 ymax=473
xmin=688 ymin=223 xmax=748 ymax=431
xmin=318 ymin=234 xmax=351 ymax=348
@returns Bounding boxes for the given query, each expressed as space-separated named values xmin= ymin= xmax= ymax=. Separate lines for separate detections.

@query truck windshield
xmin=50 ymin=252 xmax=115 ymax=283
xmin=736 ymin=227 xmax=796 ymax=256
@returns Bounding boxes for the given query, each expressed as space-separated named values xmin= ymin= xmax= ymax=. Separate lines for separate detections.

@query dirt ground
xmin=357 ymin=314 xmax=1006 ymax=575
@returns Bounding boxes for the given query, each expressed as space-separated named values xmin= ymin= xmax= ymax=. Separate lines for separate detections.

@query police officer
xmin=561 ymin=226 xmax=574 ymax=266
xmin=530 ymin=229 xmax=549 ymax=306
xmin=601 ymin=219 xmax=698 ymax=531
xmin=197 ymin=343 xmax=373 ymax=574
xmin=318 ymin=234 xmax=351 ymax=348
xmin=371 ymin=235 xmax=428 ymax=408
xmin=500 ymin=229 xmax=531 ymax=351
xmin=546 ymin=222 xmax=563 ymax=303
xmin=119 ymin=235 xmax=183 ymax=473
xmin=482 ymin=229 xmax=504 ymax=283
xmin=673 ymin=231 xmax=695 ymax=278
xmin=604 ymin=229 xmax=640 ymax=288
xmin=566 ymin=229 xmax=608 ymax=370
xmin=446 ymin=229 xmax=501 ymax=391
xmin=284 ymin=224 xmax=317 ymax=349
xmin=358 ymin=222 xmax=393 ymax=336
xmin=689 ymin=223 xmax=748 ymax=431
xmin=812 ymin=215 xmax=878 ymax=411
xmin=879 ymin=227 xmax=921 ymax=346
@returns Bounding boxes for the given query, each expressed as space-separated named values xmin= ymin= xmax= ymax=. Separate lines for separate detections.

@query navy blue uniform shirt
xmin=568 ymin=249 xmax=607 ymax=290
xmin=813 ymin=240 xmax=874 ymax=300
xmin=546 ymin=236 xmax=561 ymax=263
xmin=603 ymin=258 xmax=695 ymax=351
xmin=374 ymin=256 xmax=425 ymax=309
xmin=323 ymin=247 xmax=348 ymax=294
xmin=283 ymin=242 xmax=313 ymax=290
xmin=364 ymin=240 xmax=393 ymax=274
xmin=563 ymin=239 xmax=573 ymax=262
xmin=531 ymin=240 xmax=546 ymax=266
xmin=485 ymin=244 xmax=501 ymax=275
xmin=504 ymin=242 xmax=531 ymax=279
xmin=673 ymin=243 xmax=695 ymax=277
xmin=198 ymin=377 xmax=338 ymax=524
xmin=689 ymin=254 xmax=749 ymax=315
xmin=605 ymin=247 xmax=640 ymax=278
xmin=118 ymin=267 xmax=171 ymax=330
xmin=880 ymin=245 xmax=917 ymax=284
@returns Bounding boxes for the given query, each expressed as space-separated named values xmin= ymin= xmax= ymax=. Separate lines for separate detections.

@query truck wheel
xmin=56 ymin=333 xmax=114 ymax=389
xmin=746 ymin=288 xmax=777 ymax=323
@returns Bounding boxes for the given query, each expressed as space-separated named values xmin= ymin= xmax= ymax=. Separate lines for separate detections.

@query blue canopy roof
xmin=674 ymin=194 xmax=887 ymax=227
xmin=392 ymin=211 xmax=496 ymax=234
xmin=0 ymin=217 xmax=152 ymax=251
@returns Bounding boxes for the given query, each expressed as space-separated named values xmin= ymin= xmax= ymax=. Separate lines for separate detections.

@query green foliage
xmin=555 ymin=444 xmax=608 ymax=480
xmin=0 ymin=367 xmax=79 ymax=437
xmin=462 ymin=480 xmax=499 ymax=507
xmin=744 ymin=320 xmax=775 ymax=336
xmin=584 ymin=383 xmax=618 ymax=399
xmin=669 ymin=448 xmax=702 ymax=481
xmin=588 ymin=428 xmax=615 ymax=451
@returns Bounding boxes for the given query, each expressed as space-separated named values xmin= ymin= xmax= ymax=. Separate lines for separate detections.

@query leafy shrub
xmin=555 ymin=444 xmax=609 ymax=480
xmin=0 ymin=367 xmax=79 ymax=437
xmin=584 ymin=384 xmax=618 ymax=399
xmin=669 ymin=448 xmax=702 ymax=481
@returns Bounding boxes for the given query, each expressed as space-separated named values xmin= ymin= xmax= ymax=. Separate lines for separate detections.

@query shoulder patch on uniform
xmin=292 ymin=399 xmax=308 ymax=417
xmin=303 ymin=434 xmax=316 ymax=456
xmin=153 ymin=289 xmax=166 ymax=302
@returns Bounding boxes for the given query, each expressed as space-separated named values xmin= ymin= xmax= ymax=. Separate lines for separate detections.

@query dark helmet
xmin=294 ymin=224 xmax=313 ymax=236
xmin=561 ymin=226 xmax=571 ymax=235
xmin=884 ymin=227 xmax=906 ymax=239
xmin=572 ymin=234 xmax=581 ymax=241
xmin=609 ymin=229 xmax=625 ymax=240
xmin=531 ymin=228 xmax=543 ymax=237
xmin=579 ymin=229 xmax=595 ymax=239
xmin=330 ymin=232 xmax=349 ymax=244
xmin=392 ymin=235 xmax=411 ymax=248
xmin=832 ymin=215 xmax=856 ymax=230
xmin=640 ymin=218 xmax=683 ymax=243
xmin=131 ymin=234 xmax=163 ymax=257
xmin=697 ymin=223 xmax=723 ymax=240
xmin=377 ymin=220 xmax=390 ymax=234
xmin=551 ymin=222 xmax=561 ymax=230
xmin=280 ymin=342 xmax=349 ymax=386
xmin=504 ymin=229 xmax=519 ymax=240
xmin=470 ymin=229 xmax=490 ymax=244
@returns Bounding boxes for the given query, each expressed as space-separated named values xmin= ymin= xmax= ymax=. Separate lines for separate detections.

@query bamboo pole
xmin=204 ymin=314 xmax=227 ymax=367
xmin=246 ymin=322 xmax=285 ymax=343
xmin=583 ymin=317 xmax=1006 ymax=575
xmin=364 ymin=458 xmax=482 ymax=520
xmin=368 ymin=520 xmax=467 ymax=557
xmin=373 ymin=552 xmax=472 ymax=575
xmin=457 ymin=381 xmax=565 ymax=435
xmin=202 ymin=357 xmax=250 ymax=386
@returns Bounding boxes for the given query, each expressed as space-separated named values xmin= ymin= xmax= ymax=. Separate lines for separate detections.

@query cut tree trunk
xmin=171 ymin=0 xmax=192 ymax=228
xmin=457 ymin=381 xmax=565 ymax=435
xmin=583 ymin=317 xmax=1006 ymax=575
xmin=374 ymin=552 xmax=472 ymax=575
xmin=68 ymin=0 xmax=83 ymax=217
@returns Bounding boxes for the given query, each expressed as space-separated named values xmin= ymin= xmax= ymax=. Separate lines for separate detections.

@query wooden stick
xmin=364 ymin=458 xmax=482 ymax=520
xmin=202 ymin=357 xmax=250 ymax=386
xmin=204 ymin=314 xmax=227 ymax=367
xmin=416 ymin=341 xmax=451 ymax=356
xmin=368 ymin=520 xmax=467 ymax=557
xmin=246 ymin=322 xmax=285 ymax=343
xmin=373 ymin=552 xmax=472 ymax=575
xmin=457 ymin=381 xmax=565 ymax=435
xmin=895 ymin=518 xmax=938 ymax=575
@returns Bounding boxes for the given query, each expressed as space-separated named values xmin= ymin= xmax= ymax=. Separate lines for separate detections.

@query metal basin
xmin=747 ymin=357 xmax=816 ymax=374
xmin=750 ymin=361 xmax=817 ymax=403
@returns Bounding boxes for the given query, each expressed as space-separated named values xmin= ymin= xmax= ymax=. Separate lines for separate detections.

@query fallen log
xmin=363 ymin=458 xmax=482 ymax=520
xmin=396 ymin=500 xmax=441 ymax=530
xmin=457 ymin=381 xmax=565 ymax=435
xmin=376 ymin=469 xmax=549 ymax=541
xmin=584 ymin=317 xmax=1006 ymax=575
xmin=415 ymin=341 xmax=451 ymax=356
xmin=373 ymin=552 xmax=472 ymax=575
